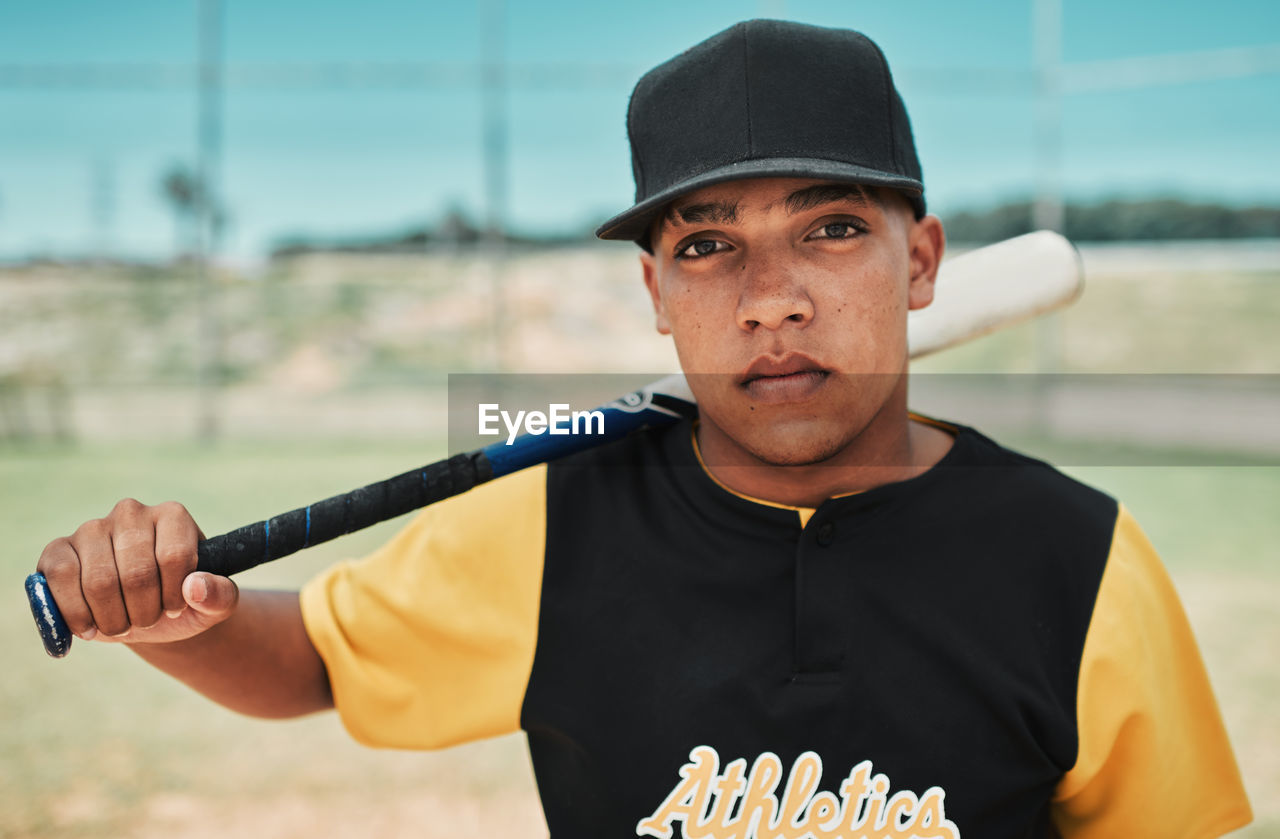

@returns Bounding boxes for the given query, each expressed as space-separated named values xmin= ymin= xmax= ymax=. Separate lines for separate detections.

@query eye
xmin=675 ymin=238 xmax=730 ymax=260
xmin=808 ymin=221 xmax=865 ymax=241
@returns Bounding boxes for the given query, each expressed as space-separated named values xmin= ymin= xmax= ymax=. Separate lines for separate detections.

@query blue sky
xmin=1 ymin=0 xmax=1278 ymax=260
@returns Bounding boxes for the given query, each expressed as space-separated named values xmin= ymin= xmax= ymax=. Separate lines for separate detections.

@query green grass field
xmin=2 ymin=440 xmax=1276 ymax=837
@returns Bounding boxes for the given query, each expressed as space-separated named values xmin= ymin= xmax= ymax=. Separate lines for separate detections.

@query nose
xmin=735 ymin=252 xmax=815 ymax=332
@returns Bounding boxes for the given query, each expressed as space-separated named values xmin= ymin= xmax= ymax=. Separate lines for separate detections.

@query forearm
xmin=127 ymin=589 xmax=333 ymax=719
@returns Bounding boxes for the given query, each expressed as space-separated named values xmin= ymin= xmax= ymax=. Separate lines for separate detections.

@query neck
xmin=694 ymin=377 xmax=954 ymax=508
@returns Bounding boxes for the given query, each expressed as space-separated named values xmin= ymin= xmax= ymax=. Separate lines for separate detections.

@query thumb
xmin=182 ymin=571 xmax=240 ymax=619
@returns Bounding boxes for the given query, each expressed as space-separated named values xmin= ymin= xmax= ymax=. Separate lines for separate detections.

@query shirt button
xmin=816 ymin=522 xmax=835 ymax=546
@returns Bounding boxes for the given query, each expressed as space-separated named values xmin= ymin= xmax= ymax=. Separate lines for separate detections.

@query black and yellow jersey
xmin=300 ymin=418 xmax=1251 ymax=839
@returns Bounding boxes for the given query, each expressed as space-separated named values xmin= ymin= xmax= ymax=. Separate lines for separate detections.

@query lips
xmin=738 ymin=354 xmax=831 ymax=404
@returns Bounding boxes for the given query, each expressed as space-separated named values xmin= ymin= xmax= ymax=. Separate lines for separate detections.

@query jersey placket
xmin=793 ymin=509 xmax=851 ymax=681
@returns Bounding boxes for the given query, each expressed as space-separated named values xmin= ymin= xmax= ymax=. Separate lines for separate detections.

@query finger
xmin=110 ymin=498 xmax=162 ymax=629
xmin=153 ymin=501 xmax=200 ymax=618
xmin=71 ymin=518 xmax=130 ymax=637
xmin=182 ymin=572 xmax=239 ymax=620
xmin=37 ymin=537 xmax=97 ymax=640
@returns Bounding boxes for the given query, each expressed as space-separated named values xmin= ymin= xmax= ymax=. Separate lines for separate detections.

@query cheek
xmin=818 ymin=266 xmax=910 ymax=365
xmin=824 ymin=266 xmax=905 ymax=321
xmin=664 ymin=283 xmax=731 ymax=368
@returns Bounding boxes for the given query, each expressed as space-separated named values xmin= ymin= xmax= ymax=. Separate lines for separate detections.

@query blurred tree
xmin=437 ymin=204 xmax=482 ymax=245
xmin=160 ymin=163 xmax=230 ymax=258
xmin=161 ymin=163 xmax=202 ymax=260
xmin=944 ymin=201 xmax=1035 ymax=243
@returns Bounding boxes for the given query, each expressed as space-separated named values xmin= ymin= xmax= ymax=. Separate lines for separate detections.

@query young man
xmin=36 ymin=20 xmax=1250 ymax=839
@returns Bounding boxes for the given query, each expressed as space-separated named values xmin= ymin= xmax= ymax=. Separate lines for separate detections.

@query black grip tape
xmin=196 ymin=451 xmax=492 ymax=578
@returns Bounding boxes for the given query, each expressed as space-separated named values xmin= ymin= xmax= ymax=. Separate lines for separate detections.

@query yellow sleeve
xmin=1052 ymin=504 xmax=1252 ymax=839
xmin=299 ymin=464 xmax=547 ymax=750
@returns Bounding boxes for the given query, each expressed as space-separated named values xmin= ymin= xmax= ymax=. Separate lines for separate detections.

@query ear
xmin=906 ymin=214 xmax=946 ymax=311
xmin=639 ymin=251 xmax=672 ymax=335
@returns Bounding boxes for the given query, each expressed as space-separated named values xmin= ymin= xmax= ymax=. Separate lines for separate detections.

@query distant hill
xmin=941 ymin=198 xmax=1280 ymax=243
xmin=270 ymin=207 xmax=594 ymax=258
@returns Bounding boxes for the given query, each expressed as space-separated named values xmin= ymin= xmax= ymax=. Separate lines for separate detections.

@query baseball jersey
xmin=300 ymin=417 xmax=1251 ymax=839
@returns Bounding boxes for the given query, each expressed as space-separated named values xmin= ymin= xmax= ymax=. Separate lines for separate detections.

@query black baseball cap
xmin=595 ymin=19 xmax=926 ymax=246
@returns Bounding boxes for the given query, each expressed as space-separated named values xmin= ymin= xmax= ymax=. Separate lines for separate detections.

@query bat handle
xmin=23 ymin=451 xmax=499 ymax=660
xmin=22 ymin=551 xmax=239 ymax=659
xmin=26 ymin=572 xmax=73 ymax=658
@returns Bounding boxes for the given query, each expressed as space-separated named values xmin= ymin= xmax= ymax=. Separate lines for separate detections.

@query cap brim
xmin=594 ymin=157 xmax=925 ymax=242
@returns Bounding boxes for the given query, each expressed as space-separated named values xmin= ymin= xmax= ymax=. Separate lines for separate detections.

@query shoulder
xmin=543 ymin=419 xmax=689 ymax=496
xmin=919 ymin=423 xmax=1122 ymax=634
xmin=943 ymin=422 xmax=1119 ymax=538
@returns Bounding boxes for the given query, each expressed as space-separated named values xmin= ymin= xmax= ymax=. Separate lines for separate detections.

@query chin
xmin=691 ymin=372 xmax=899 ymax=468
xmin=731 ymin=417 xmax=857 ymax=467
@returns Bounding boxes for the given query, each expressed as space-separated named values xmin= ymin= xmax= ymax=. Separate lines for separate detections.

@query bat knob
xmin=26 ymin=572 xmax=72 ymax=658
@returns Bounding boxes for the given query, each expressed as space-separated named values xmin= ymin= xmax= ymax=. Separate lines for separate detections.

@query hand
xmin=36 ymin=499 xmax=238 ymax=645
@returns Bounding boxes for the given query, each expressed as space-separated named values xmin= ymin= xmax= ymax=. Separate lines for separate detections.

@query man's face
xmin=640 ymin=177 xmax=944 ymax=467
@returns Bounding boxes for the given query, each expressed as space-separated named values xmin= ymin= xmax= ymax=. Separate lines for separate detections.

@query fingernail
xmin=166 ymin=609 xmax=184 ymax=619
xmin=190 ymin=576 xmax=208 ymax=603
xmin=78 ymin=628 xmax=98 ymax=641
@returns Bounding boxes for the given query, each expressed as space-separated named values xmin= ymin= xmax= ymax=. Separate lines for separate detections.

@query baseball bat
xmin=26 ymin=230 xmax=1083 ymax=658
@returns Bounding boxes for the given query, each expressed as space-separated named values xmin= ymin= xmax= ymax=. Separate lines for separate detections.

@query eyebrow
xmin=664 ymin=200 xmax=741 ymax=227
xmin=662 ymin=183 xmax=873 ymax=232
xmin=783 ymin=183 xmax=873 ymax=214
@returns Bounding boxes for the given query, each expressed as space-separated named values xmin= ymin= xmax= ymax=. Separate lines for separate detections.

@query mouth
xmin=738 ymin=355 xmax=831 ymax=404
